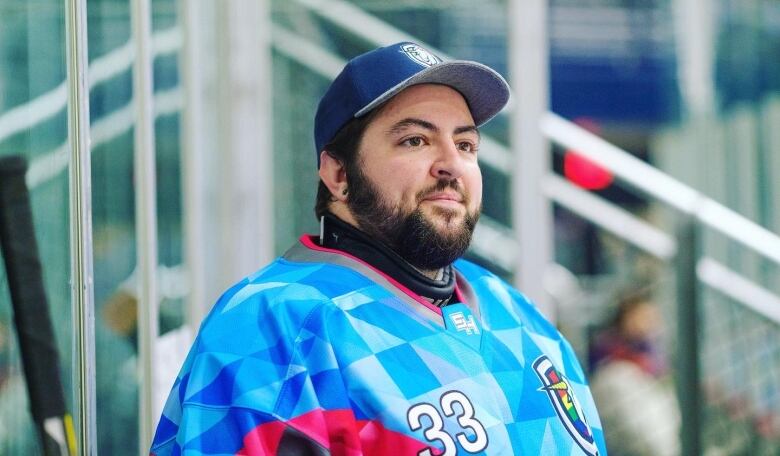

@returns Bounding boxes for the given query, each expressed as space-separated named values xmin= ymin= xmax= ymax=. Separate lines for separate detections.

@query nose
xmin=430 ymin=140 xmax=465 ymax=179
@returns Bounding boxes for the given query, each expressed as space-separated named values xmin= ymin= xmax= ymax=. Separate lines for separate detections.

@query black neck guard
xmin=320 ymin=213 xmax=456 ymax=306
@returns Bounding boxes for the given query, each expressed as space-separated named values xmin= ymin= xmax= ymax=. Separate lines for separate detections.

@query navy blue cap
xmin=314 ymin=42 xmax=510 ymax=167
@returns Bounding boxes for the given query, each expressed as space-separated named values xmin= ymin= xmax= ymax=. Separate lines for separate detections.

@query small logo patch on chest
xmin=533 ymin=355 xmax=599 ymax=455
xmin=449 ymin=311 xmax=480 ymax=335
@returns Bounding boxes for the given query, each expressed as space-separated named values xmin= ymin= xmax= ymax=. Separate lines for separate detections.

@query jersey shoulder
xmin=159 ymin=258 xmax=364 ymax=431
xmin=201 ymin=256 xmax=377 ymax=330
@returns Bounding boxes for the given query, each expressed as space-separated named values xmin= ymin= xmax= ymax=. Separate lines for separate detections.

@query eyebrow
xmin=454 ymin=125 xmax=481 ymax=139
xmin=386 ymin=117 xmax=480 ymax=139
xmin=387 ymin=118 xmax=438 ymax=135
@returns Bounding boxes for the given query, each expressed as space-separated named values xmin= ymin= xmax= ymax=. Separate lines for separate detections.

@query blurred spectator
xmin=589 ymin=288 xmax=681 ymax=456
xmin=102 ymin=265 xmax=192 ymax=412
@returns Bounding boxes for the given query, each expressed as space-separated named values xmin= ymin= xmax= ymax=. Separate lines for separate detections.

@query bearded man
xmin=151 ymin=42 xmax=606 ymax=456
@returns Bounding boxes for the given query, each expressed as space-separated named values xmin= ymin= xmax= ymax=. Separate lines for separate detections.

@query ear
xmin=318 ymin=151 xmax=349 ymax=202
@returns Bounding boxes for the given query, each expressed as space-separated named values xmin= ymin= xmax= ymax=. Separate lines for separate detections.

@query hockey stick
xmin=0 ymin=155 xmax=76 ymax=455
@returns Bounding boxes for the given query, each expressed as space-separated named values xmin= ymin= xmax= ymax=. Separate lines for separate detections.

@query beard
xmin=346 ymin=164 xmax=480 ymax=271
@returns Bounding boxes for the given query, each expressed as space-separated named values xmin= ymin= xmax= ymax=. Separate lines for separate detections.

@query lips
xmin=416 ymin=180 xmax=468 ymax=206
xmin=425 ymin=192 xmax=463 ymax=203
xmin=422 ymin=191 xmax=465 ymax=204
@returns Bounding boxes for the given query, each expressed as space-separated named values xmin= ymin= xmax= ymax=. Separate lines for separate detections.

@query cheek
xmin=464 ymin=165 xmax=483 ymax=206
xmin=365 ymin=159 xmax=421 ymax=202
xmin=390 ymin=157 xmax=426 ymax=181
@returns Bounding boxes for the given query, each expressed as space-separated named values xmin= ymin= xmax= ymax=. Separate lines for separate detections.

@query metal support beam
xmin=131 ymin=0 xmax=159 ymax=452
xmin=63 ymin=0 xmax=96 ymax=453
xmin=508 ymin=0 xmax=554 ymax=318
xmin=255 ymin=0 xmax=275 ymax=269
xmin=676 ymin=217 xmax=702 ymax=456
xmin=179 ymin=0 xmax=208 ymax=329
xmin=673 ymin=0 xmax=717 ymax=117
xmin=180 ymin=0 xmax=274 ymax=314
xmin=213 ymin=0 xmax=274 ymax=293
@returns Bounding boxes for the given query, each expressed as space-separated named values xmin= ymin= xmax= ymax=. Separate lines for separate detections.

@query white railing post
xmin=213 ymin=0 xmax=274 ymax=292
xmin=64 ymin=0 xmax=97 ymax=452
xmin=130 ymin=0 xmax=159 ymax=451
xmin=508 ymin=0 xmax=554 ymax=318
xmin=179 ymin=0 xmax=208 ymax=329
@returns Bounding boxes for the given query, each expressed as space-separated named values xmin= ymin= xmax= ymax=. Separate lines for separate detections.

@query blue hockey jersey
xmin=150 ymin=235 xmax=607 ymax=455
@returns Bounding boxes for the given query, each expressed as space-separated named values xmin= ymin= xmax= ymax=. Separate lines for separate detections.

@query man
xmin=151 ymin=42 xmax=606 ymax=455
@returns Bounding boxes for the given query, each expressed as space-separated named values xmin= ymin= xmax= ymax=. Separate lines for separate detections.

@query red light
xmin=563 ymin=118 xmax=613 ymax=190
xmin=564 ymin=152 xmax=613 ymax=190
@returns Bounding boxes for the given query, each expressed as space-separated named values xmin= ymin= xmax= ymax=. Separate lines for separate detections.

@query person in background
xmin=589 ymin=288 xmax=680 ymax=456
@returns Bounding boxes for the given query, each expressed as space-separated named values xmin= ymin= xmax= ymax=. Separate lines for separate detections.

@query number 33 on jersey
xmin=407 ymin=391 xmax=488 ymax=455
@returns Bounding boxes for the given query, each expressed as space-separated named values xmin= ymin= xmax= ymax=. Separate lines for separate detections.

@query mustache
xmin=415 ymin=179 xmax=467 ymax=203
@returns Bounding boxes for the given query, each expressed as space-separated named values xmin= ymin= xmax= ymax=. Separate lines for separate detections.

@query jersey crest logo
xmin=401 ymin=44 xmax=442 ymax=67
xmin=533 ymin=355 xmax=599 ymax=456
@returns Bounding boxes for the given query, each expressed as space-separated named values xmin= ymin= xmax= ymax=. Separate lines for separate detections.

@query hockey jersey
xmin=150 ymin=235 xmax=607 ymax=455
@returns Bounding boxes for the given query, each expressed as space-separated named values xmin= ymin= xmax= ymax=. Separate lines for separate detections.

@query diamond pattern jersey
xmin=150 ymin=236 xmax=607 ymax=455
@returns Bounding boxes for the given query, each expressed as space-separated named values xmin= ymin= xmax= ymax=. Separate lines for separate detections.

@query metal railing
xmin=1 ymin=21 xmax=181 ymax=456
xmin=64 ymin=0 xmax=96 ymax=452
xmin=130 ymin=0 xmax=160 ymax=451
xmin=541 ymin=112 xmax=780 ymax=266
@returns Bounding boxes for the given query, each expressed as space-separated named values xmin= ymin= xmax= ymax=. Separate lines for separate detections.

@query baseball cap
xmin=314 ymin=42 xmax=510 ymax=167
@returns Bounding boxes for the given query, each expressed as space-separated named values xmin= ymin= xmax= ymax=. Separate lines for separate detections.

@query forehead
xmin=365 ymin=83 xmax=475 ymax=127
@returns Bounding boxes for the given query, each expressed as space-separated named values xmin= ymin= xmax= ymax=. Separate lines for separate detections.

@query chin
xmin=427 ymin=207 xmax=469 ymax=231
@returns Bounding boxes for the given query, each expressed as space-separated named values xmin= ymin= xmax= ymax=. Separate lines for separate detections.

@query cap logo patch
xmin=533 ymin=355 xmax=599 ymax=456
xmin=401 ymin=44 xmax=441 ymax=67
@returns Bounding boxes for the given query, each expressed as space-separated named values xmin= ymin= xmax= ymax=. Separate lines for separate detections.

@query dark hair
xmin=613 ymin=286 xmax=654 ymax=328
xmin=314 ymin=112 xmax=378 ymax=219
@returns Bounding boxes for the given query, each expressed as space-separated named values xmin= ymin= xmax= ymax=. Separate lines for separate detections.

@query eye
xmin=400 ymin=136 xmax=426 ymax=148
xmin=457 ymin=140 xmax=479 ymax=154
